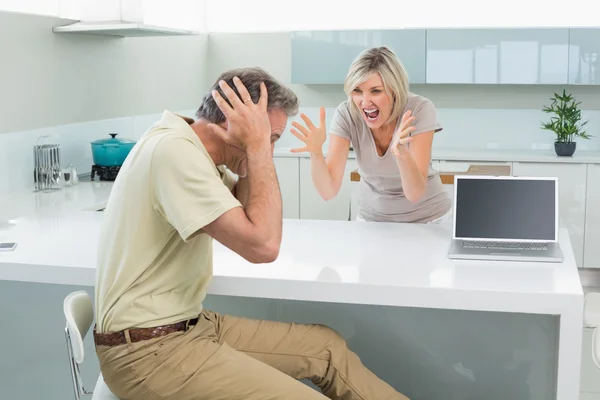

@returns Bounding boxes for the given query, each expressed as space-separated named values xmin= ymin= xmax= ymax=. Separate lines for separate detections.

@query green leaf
xmin=541 ymin=89 xmax=589 ymax=142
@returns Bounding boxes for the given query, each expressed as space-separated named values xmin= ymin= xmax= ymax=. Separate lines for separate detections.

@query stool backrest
xmin=585 ymin=292 xmax=600 ymax=369
xmin=63 ymin=290 xmax=94 ymax=364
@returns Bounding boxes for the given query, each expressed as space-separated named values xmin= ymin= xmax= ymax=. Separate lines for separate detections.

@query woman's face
xmin=351 ymin=72 xmax=393 ymax=130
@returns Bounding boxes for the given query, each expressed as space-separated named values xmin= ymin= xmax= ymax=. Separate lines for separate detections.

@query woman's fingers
xmin=397 ymin=136 xmax=413 ymax=146
xmin=398 ymin=115 xmax=415 ymax=134
xmin=300 ymin=113 xmax=317 ymax=131
xmin=290 ymin=128 xmax=307 ymax=143
xmin=397 ymin=125 xmax=416 ymax=138
xmin=291 ymin=121 xmax=311 ymax=137
xmin=290 ymin=146 xmax=308 ymax=153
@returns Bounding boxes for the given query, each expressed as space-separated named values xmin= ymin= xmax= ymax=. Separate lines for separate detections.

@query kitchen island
xmin=0 ymin=181 xmax=584 ymax=400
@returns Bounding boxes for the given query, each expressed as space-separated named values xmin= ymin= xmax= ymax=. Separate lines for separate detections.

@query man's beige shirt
xmin=95 ymin=111 xmax=241 ymax=333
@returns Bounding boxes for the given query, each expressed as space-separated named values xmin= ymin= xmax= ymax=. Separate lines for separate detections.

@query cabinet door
xmin=426 ymin=28 xmax=569 ymax=84
xmin=291 ymin=29 xmax=426 ymax=84
xmin=512 ymin=162 xmax=587 ymax=267
xmin=584 ymin=164 xmax=600 ymax=268
xmin=274 ymin=157 xmax=300 ymax=219
xmin=569 ymin=28 xmax=600 ymax=85
xmin=299 ymin=157 xmax=358 ymax=220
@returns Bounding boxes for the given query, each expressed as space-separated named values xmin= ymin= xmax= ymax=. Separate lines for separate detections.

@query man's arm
xmin=234 ymin=176 xmax=250 ymax=207
xmin=200 ymin=78 xmax=283 ymax=263
xmin=203 ymin=144 xmax=282 ymax=263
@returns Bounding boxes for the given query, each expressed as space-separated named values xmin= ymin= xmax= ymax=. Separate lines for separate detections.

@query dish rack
xmin=33 ymin=136 xmax=62 ymax=192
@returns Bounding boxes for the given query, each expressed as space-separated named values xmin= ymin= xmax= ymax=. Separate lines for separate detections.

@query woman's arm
xmin=291 ymin=107 xmax=351 ymax=201
xmin=310 ymin=135 xmax=351 ymax=200
xmin=395 ymin=130 xmax=434 ymax=202
xmin=392 ymin=110 xmax=435 ymax=203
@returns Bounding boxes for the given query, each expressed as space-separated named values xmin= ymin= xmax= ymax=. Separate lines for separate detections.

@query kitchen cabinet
xmin=426 ymin=28 xmax=570 ymax=84
xmin=274 ymin=157 xmax=300 ymax=219
xmin=584 ymin=164 xmax=600 ymax=268
xmin=300 ymin=158 xmax=358 ymax=220
xmin=569 ymin=28 xmax=600 ymax=85
xmin=291 ymin=29 xmax=426 ymax=84
xmin=512 ymin=162 xmax=587 ymax=267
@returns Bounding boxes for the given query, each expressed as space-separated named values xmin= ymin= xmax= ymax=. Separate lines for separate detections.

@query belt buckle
xmin=184 ymin=317 xmax=198 ymax=331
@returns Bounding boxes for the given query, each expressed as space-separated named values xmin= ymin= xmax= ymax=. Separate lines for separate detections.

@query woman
xmin=290 ymin=46 xmax=451 ymax=223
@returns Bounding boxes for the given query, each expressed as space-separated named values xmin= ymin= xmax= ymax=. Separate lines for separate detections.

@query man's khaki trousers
xmin=96 ymin=309 xmax=410 ymax=400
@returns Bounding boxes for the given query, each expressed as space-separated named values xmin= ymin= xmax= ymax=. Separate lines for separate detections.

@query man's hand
xmin=200 ymin=77 xmax=283 ymax=264
xmin=207 ymin=77 xmax=271 ymax=151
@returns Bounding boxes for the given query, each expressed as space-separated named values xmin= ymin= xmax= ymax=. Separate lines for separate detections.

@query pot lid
xmin=91 ymin=133 xmax=136 ymax=145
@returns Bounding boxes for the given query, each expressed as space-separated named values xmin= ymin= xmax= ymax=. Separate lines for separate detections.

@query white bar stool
xmin=585 ymin=292 xmax=600 ymax=369
xmin=63 ymin=290 xmax=119 ymax=400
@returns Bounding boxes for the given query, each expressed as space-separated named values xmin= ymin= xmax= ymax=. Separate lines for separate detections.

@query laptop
xmin=447 ymin=175 xmax=564 ymax=263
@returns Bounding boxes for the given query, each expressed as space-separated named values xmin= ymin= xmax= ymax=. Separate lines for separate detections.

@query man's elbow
xmin=247 ymin=240 xmax=280 ymax=264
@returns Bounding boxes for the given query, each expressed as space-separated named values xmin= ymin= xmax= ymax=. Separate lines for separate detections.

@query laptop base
xmin=447 ymin=239 xmax=564 ymax=263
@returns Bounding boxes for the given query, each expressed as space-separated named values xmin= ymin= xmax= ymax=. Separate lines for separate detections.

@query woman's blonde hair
xmin=343 ymin=47 xmax=409 ymax=126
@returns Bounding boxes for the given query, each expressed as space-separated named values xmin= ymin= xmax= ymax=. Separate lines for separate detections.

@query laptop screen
xmin=453 ymin=176 xmax=557 ymax=242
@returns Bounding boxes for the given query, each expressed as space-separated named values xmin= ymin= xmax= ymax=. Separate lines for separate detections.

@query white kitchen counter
xmin=274 ymin=147 xmax=600 ymax=164
xmin=0 ymin=182 xmax=586 ymax=399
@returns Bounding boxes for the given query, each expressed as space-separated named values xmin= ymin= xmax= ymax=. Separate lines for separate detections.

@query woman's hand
xmin=290 ymin=107 xmax=327 ymax=155
xmin=391 ymin=110 xmax=416 ymax=158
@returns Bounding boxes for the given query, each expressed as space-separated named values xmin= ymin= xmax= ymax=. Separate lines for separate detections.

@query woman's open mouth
xmin=363 ymin=108 xmax=380 ymax=122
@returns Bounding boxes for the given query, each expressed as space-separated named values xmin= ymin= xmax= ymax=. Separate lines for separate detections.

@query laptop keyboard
xmin=462 ymin=241 xmax=548 ymax=251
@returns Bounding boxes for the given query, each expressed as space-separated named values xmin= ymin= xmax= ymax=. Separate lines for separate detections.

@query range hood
xmin=53 ymin=21 xmax=198 ymax=37
xmin=52 ymin=0 xmax=202 ymax=37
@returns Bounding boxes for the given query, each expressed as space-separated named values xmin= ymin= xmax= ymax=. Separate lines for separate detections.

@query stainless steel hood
xmin=51 ymin=0 xmax=201 ymax=37
xmin=52 ymin=21 xmax=199 ymax=37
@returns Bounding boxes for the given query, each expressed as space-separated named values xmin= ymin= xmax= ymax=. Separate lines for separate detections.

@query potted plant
xmin=541 ymin=89 xmax=591 ymax=157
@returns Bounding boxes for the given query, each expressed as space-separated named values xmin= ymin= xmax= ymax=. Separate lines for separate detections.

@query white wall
xmin=0 ymin=11 xmax=208 ymax=135
xmin=203 ymin=0 xmax=599 ymax=32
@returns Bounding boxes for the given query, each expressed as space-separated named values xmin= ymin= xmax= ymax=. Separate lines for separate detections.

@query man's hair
xmin=196 ymin=67 xmax=299 ymax=124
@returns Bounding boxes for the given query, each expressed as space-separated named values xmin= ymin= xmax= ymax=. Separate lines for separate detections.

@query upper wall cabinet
xmin=291 ymin=30 xmax=426 ymax=84
xmin=569 ymin=28 xmax=600 ymax=85
xmin=425 ymin=29 xmax=570 ymax=84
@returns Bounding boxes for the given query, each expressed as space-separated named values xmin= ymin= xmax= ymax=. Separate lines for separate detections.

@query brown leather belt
xmin=94 ymin=317 xmax=198 ymax=347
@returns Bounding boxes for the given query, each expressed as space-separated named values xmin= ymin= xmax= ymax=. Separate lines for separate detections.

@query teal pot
xmin=91 ymin=133 xmax=136 ymax=166
xmin=554 ymin=141 xmax=576 ymax=157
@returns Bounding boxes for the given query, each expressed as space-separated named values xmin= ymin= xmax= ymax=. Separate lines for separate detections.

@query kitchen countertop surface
xmin=0 ymin=181 xmax=585 ymax=314
xmin=274 ymin=147 xmax=600 ymax=164
xmin=0 ymin=181 xmax=589 ymax=399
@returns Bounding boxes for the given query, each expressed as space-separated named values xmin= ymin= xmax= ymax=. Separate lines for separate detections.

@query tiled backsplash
xmin=285 ymin=107 xmax=600 ymax=153
xmin=2 ymin=106 xmax=600 ymax=192
xmin=0 ymin=109 xmax=196 ymax=192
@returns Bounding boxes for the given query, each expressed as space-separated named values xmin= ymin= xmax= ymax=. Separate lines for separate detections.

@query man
xmin=94 ymin=67 xmax=409 ymax=400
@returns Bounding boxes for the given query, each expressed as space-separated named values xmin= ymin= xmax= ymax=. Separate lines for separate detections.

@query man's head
xmin=195 ymin=68 xmax=299 ymax=176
